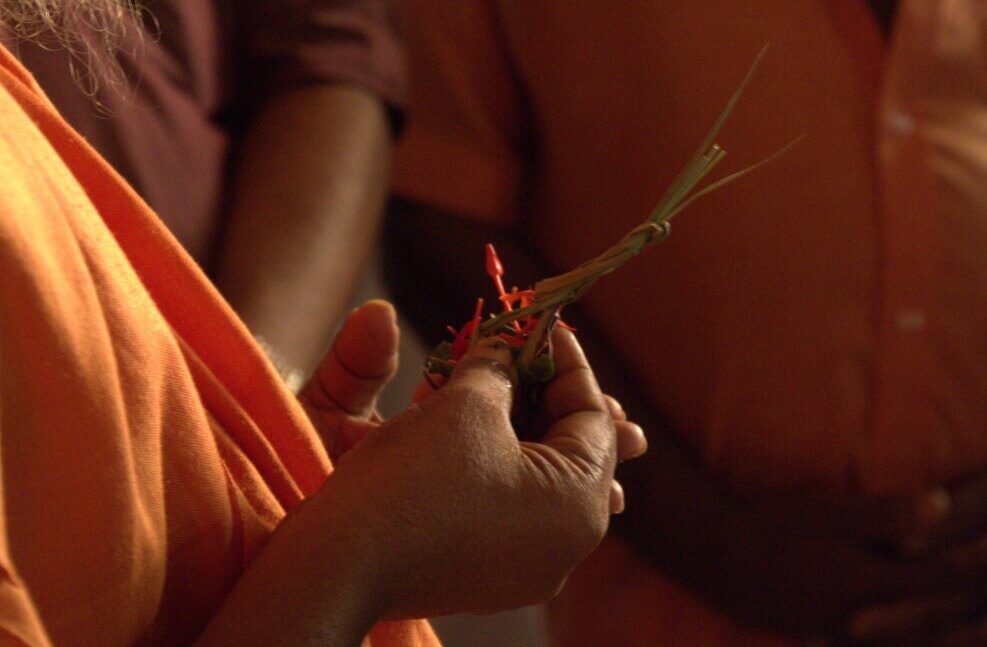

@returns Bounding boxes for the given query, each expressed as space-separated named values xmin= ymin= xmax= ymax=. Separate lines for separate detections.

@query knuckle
xmin=443 ymin=382 xmax=506 ymax=422
xmin=555 ymin=422 xmax=616 ymax=479
xmin=458 ymin=356 xmax=514 ymax=391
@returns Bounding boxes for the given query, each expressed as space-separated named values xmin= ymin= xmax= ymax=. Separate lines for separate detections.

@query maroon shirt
xmin=5 ymin=0 xmax=405 ymax=264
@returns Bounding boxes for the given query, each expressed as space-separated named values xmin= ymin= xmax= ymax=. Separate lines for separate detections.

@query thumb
xmin=442 ymin=337 xmax=517 ymax=413
xmin=303 ymin=300 xmax=400 ymax=418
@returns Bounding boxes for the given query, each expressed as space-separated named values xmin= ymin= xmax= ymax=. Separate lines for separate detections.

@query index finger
xmin=538 ymin=329 xmax=615 ymax=474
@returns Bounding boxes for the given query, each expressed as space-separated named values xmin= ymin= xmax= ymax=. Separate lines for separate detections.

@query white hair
xmin=1 ymin=1 xmax=144 ymax=94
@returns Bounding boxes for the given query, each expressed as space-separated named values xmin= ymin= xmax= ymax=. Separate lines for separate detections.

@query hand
xmin=202 ymin=309 xmax=646 ymax=644
xmin=198 ymin=299 xmax=404 ymax=646
xmin=298 ymin=300 xmax=647 ymax=478
xmin=310 ymin=328 xmax=642 ymax=619
xmin=698 ymin=484 xmax=987 ymax=641
xmin=845 ymin=473 xmax=987 ymax=644
xmin=296 ymin=300 xmax=399 ymax=461
xmin=600 ymin=393 xmax=648 ymax=514
xmin=412 ymin=350 xmax=647 ymax=518
xmin=599 ymin=377 xmax=986 ymax=644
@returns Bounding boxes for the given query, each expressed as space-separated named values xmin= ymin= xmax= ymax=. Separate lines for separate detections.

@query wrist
xmin=197 ymin=488 xmax=389 ymax=645
xmin=283 ymin=489 xmax=393 ymax=642
xmin=305 ymin=476 xmax=398 ymax=625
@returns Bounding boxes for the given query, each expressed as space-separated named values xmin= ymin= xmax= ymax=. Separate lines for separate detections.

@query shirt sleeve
xmin=237 ymin=0 xmax=407 ymax=122
xmin=390 ymin=0 xmax=525 ymax=224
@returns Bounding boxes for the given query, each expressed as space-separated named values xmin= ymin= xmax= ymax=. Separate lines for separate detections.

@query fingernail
xmin=359 ymin=299 xmax=397 ymax=322
xmin=631 ymin=427 xmax=648 ymax=459
xmin=477 ymin=337 xmax=509 ymax=351
xmin=465 ymin=338 xmax=518 ymax=386
xmin=618 ymin=424 xmax=648 ymax=463
xmin=610 ymin=481 xmax=626 ymax=514
xmin=472 ymin=337 xmax=514 ymax=366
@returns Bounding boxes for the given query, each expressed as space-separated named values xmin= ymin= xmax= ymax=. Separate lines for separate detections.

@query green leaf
xmin=520 ymin=354 xmax=556 ymax=384
xmin=664 ymin=135 xmax=804 ymax=220
xmin=650 ymin=44 xmax=769 ymax=223
xmin=425 ymin=357 xmax=454 ymax=377
xmin=430 ymin=341 xmax=454 ymax=360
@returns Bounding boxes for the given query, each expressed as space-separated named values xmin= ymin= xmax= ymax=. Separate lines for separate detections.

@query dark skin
xmin=214 ymin=84 xmax=392 ymax=378
xmin=383 ymin=198 xmax=987 ymax=644
xmin=197 ymin=302 xmax=647 ymax=645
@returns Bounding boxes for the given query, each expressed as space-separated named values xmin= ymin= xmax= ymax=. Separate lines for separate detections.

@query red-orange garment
xmin=393 ymin=0 xmax=987 ymax=644
xmin=0 ymin=45 xmax=436 ymax=646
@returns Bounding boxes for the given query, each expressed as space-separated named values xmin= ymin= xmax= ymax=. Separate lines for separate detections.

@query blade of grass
xmin=650 ymin=43 xmax=770 ymax=221
xmin=472 ymin=46 xmax=789 ymax=345
xmin=664 ymin=135 xmax=804 ymax=221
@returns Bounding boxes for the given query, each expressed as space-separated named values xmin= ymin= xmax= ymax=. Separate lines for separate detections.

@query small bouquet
xmin=424 ymin=47 xmax=796 ymax=431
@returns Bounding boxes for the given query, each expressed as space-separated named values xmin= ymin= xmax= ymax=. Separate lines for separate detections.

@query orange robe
xmin=0 ymin=44 xmax=436 ymax=646
xmin=393 ymin=0 xmax=987 ymax=643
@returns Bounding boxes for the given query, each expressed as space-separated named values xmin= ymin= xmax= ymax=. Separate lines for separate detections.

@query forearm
xmin=214 ymin=84 xmax=392 ymax=378
xmin=196 ymin=492 xmax=385 ymax=646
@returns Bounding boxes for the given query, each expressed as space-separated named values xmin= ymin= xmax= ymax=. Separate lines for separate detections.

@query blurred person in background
xmin=0 ymin=0 xmax=650 ymax=643
xmin=388 ymin=1 xmax=987 ymax=644
xmin=4 ymin=0 xmax=403 ymax=388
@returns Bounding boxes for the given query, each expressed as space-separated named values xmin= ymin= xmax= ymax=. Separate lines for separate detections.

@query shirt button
xmin=895 ymin=309 xmax=927 ymax=332
xmin=887 ymin=110 xmax=916 ymax=137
